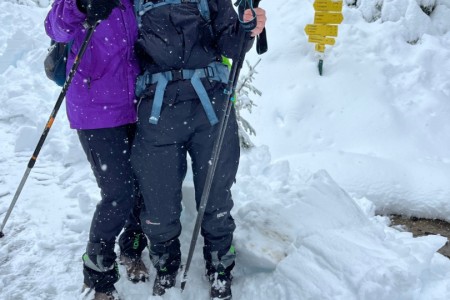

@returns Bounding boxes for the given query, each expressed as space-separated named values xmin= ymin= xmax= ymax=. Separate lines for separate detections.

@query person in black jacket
xmin=131 ymin=1 xmax=266 ymax=299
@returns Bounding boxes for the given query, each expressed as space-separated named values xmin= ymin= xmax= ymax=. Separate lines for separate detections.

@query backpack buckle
xmin=170 ymin=69 xmax=184 ymax=81
xmin=204 ymin=65 xmax=215 ymax=79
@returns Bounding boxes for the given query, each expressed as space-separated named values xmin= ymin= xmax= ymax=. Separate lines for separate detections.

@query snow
xmin=1 ymin=0 xmax=450 ymax=299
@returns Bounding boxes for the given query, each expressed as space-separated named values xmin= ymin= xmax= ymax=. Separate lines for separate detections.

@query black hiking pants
xmin=131 ymin=83 xmax=239 ymax=263
xmin=77 ymin=124 xmax=144 ymax=268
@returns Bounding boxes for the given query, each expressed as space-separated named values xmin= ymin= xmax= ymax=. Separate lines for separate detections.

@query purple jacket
xmin=45 ymin=0 xmax=140 ymax=130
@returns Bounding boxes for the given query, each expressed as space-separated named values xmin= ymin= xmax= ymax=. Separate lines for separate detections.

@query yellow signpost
xmin=304 ymin=24 xmax=339 ymax=37
xmin=314 ymin=12 xmax=344 ymax=24
xmin=304 ymin=0 xmax=343 ymax=75
xmin=313 ymin=0 xmax=343 ymax=11
xmin=308 ymin=35 xmax=336 ymax=45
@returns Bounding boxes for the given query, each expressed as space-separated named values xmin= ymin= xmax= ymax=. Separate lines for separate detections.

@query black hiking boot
xmin=152 ymin=269 xmax=178 ymax=296
xmin=93 ymin=290 xmax=120 ymax=300
xmin=207 ymin=269 xmax=232 ymax=300
xmin=81 ymin=285 xmax=120 ymax=300
xmin=118 ymin=230 xmax=149 ymax=282
xmin=82 ymin=252 xmax=120 ymax=300
xmin=204 ymin=245 xmax=236 ymax=300
xmin=149 ymin=238 xmax=181 ymax=296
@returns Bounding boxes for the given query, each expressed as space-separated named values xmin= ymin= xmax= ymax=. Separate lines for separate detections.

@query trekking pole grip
xmin=253 ymin=0 xmax=268 ymax=54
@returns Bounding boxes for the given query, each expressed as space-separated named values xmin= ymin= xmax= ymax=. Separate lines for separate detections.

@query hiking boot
xmin=208 ymin=270 xmax=232 ymax=300
xmin=82 ymin=258 xmax=119 ymax=288
xmin=152 ymin=270 xmax=177 ymax=296
xmin=82 ymin=252 xmax=119 ymax=299
xmin=119 ymin=254 xmax=149 ymax=283
xmin=81 ymin=285 xmax=120 ymax=300
xmin=204 ymin=246 xmax=236 ymax=300
xmin=93 ymin=290 xmax=120 ymax=300
xmin=149 ymin=238 xmax=181 ymax=295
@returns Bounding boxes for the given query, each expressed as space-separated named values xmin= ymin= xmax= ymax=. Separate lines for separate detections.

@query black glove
xmin=78 ymin=0 xmax=119 ymax=26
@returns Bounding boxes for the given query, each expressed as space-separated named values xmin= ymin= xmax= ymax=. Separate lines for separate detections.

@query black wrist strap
xmin=235 ymin=0 xmax=268 ymax=54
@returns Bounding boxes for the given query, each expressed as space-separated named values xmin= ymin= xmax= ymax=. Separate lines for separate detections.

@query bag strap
xmin=197 ymin=0 xmax=210 ymax=23
xmin=136 ymin=61 xmax=229 ymax=125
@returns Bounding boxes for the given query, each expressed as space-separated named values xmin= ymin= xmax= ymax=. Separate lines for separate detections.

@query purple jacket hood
xmin=45 ymin=0 xmax=140 ymax=130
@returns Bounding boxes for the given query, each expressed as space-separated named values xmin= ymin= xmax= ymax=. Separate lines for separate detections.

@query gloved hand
xmin=78 ymin=0 xmax=119 ymax=26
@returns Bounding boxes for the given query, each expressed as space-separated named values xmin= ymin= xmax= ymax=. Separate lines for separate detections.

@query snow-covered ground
xmin=1 ymin=0 xmax=450 ymax=299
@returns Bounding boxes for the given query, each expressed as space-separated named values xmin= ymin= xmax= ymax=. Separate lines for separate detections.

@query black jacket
xmin=136 ymin=0 xmax=254 ymax=74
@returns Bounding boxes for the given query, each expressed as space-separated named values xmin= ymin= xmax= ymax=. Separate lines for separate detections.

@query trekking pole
xmin=181 ymin=0 xmax=267 ymax=290
xmin=0 ymin=23 xmax=98 ymax=239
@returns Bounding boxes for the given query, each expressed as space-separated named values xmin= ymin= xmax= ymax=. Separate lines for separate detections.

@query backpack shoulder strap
xmin=197 ymin=0 xmax=210 ymax=23
xmin=198 ymin=0 xmax=213 ymax=35
xmin=134 ymin=0 xmax=143 ymax=24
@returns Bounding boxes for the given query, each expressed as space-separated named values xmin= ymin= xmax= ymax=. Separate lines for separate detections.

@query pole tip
xmin=0 ymin=231 xmax=4 ymax=238
xmin=180 ymin=280 xmax=186 ymax=291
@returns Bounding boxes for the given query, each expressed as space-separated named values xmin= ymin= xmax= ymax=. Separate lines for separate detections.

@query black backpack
xmin=44 ymin=40 xmax=72 ymax=86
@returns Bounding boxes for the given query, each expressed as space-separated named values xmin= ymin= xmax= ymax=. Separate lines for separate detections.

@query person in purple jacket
xmin=45 ymin=0 xmax=148 ymax=299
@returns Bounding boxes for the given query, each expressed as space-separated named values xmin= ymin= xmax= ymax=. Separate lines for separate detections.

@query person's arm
xmin=44 ymin=0 xmax=86 ymax=42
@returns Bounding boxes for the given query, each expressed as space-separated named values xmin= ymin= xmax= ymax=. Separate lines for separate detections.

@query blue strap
xmin=141 ymin=62 xmax=228 ymax=126
xmin=149 ymin=73 xmax=169 ymax=124
xmin=191 ymin=70 xmax=219 ymax=125
xmin=198 ymin=0 xmax=210 ymax=21
xmin=134 ymin=0 xmax=142 ymax=22
xmin=197 ymin=0 xmax=212 ymax=35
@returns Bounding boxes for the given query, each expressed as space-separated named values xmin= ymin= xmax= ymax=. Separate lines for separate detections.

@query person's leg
xmin=131 ymin=99 xmax=192 ymax=295
xmin=111 ymin=123 xmax=149 ymax=282
xmin=133 ymin=142 xmax=184 ymax=295
xmin=148 ymin=238 xmax=182 ymax=295
xmin=189 ymin=88 xmax=240 ymax=299
xmin=118 ymin=191 xmax=149 ymax=282
xmin=77 ymin=124 xmax=138 ymax=295
xmin=119 ymin=192 xmax=147 ymax=259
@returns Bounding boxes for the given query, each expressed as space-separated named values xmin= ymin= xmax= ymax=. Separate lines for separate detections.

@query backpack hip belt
xmin=136 ymin=61 xmax=229 ymax=126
